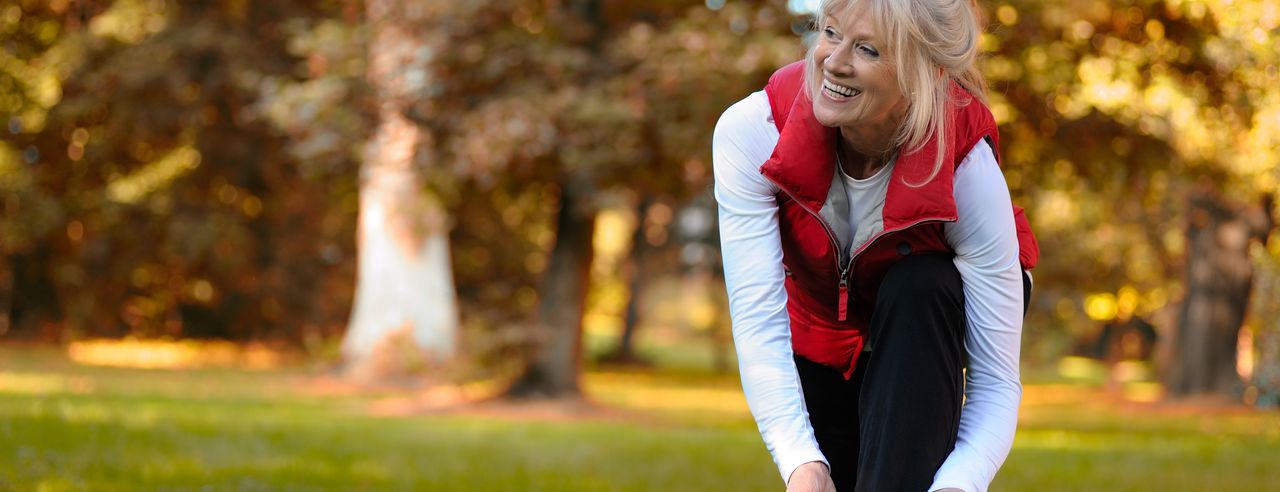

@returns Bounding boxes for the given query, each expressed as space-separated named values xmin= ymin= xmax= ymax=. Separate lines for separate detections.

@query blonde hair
xmin=804 ymin=0 xmax=987 ymax=185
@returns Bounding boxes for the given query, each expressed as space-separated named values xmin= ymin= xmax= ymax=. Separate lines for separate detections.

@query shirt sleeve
xmin=931 ymin=139 xmax=1025 ymax=492
xmin=713 ymin=91 xmax=829 ymax=484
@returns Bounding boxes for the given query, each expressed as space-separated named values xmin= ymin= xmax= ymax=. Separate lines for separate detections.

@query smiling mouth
xmin=823 ymin=79 xmax=861 ymax=99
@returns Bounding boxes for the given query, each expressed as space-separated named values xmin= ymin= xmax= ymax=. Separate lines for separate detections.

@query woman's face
xmin=811 ymin=6 xmax=908 ymax=135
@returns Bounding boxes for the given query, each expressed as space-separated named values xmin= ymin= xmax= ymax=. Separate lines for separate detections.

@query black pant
xmin=796 ymin=255 xmax=1031 ymax=492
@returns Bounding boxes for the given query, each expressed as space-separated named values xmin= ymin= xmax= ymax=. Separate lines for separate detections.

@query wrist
xmin=789 ymin=461 xmax=829 ymax=480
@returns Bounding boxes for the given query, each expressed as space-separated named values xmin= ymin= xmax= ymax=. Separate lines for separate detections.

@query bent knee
xmin=877 ymin=255 xmax=963 ymax=304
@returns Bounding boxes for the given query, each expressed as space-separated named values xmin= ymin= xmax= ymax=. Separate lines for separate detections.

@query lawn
xmin=1 ymin=345 xmax=1278 ymax=491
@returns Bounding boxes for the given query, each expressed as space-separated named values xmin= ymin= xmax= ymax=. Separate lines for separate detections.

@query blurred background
xmin=2 ymin=0 xmax=1279 ymax=490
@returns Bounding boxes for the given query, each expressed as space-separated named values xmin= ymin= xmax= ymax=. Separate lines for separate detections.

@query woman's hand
xmin=786 ymin=462 xmax=836 ymax=492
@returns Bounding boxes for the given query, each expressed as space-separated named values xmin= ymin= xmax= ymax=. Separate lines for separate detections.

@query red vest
xmin=760 ymin=61 xmax=1039 ymax=379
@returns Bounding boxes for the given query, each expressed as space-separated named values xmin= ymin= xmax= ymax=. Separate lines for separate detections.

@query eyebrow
xmin=824 ymin=15 xmax=877 ymax=42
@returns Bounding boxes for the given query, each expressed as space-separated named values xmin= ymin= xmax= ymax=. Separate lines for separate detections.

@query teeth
xmin=823 ymin=79 xmax=860 ymax=98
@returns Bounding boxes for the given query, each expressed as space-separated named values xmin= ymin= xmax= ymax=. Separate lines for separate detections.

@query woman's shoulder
xmin=713 ymin=91 xmax=779 ymax=158
xmin=715 ymin=91 xmax=774 ymax=137
xmin=713 ymin=91 xmax=781 ymax=188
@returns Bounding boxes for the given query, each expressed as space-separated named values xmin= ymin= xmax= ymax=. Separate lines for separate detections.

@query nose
xmin=822 ymin=41 xmax=856 ymax=76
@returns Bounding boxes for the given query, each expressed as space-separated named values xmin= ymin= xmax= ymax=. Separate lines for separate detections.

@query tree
xmin=502 ymin=0 xmax=608 ymax=398
xmin=505 ymin=174 xmax=599 ymax=397
xmin=600 ymin=196 xmax=660 ymax=366
xmin=499 ymin=0 xmax=804 ymax=398
xmin=1 ymin=0 xmax=364 ymax=344
xmin=1168 ymin=191 xmax=1274 ymax=397
xmin=339 ymin=0 xmax=463 ymax=379
xmin=985 ymin=0 xmax=1279 ymax=398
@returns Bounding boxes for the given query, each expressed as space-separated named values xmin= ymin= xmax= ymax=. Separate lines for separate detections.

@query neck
xmin=836 ymin=104 xmax=904 ymax=178
xmin=837 ymin=129 xmax=895 ymax=179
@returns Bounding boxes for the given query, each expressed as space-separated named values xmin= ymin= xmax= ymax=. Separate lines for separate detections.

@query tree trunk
xmin=601 ymin=197 xmax=653 ymax=366
xmin=1167 ymin=191 xmax=1275 ymax=398
xmin=0 ymin=259 xmax=10 ymax=337
xmin=341 ymin=0 xmax=459 ymax=380
xmin=506 ymin=179 xmax=596 ymax=398
xmin=504 ymin=0 xmax=604 ymax=399
xmin=5 ymin=250 xmax=61 ymax=340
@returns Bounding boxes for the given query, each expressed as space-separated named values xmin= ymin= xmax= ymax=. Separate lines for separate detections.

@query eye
xmin=858 ymin=44 xmax=879 ymax=58
xmin=823 ymin=27 xmax=839 ymax=40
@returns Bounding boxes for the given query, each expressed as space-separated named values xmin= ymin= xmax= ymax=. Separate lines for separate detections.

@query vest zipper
xmin=837 ymin=277 xmax=849 ymax=321
xmin=842 ymin=217 xmax=955 ymax=318
xmin=762 ymin=174 xmax=854 ymax=321
xmin=848 ymin=217 xmax=955 ymax=263
xmin=762 ymin=177 xmax=958 ymax=323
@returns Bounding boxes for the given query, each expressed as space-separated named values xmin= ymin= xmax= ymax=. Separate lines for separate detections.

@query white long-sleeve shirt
xmin=713 ymin=91 xmax=1024 ymax=492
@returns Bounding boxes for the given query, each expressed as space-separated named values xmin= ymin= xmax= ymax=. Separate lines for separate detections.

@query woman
xmin=712 ymin=1 xmax=1038 ymax=491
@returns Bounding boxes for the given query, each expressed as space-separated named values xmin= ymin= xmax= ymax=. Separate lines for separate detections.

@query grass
xmin=1 ymin=345 xmax=1279 ymax=491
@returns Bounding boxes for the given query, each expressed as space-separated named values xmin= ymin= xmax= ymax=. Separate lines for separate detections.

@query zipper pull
xmin=837 ymin=278 xmax=849 ymax=321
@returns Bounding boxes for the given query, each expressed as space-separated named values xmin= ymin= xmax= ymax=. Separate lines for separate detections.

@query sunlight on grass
xmin=1020 ymin=383 xmax=1097 ymax=406
xmin=67 ymin=339 xmax=291 ymax=370
xmin=0 ymin=372 xmax=93 ymax=395
xmin=585 ymin=371 xmax=750 ymax=419
xmin=1015 ymin=428 xmax=1177 ymax=452
xmin=51 ymin=399 xmax=114 ymax=424
xmin=1058 ymin=355 xmax=1109 ymax=380
xmin=1123 ymin=381 xmax=1164 ymax=403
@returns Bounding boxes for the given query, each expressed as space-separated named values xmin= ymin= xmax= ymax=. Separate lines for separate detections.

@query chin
xmin=812 ymin=105 xmax=843 ymax=128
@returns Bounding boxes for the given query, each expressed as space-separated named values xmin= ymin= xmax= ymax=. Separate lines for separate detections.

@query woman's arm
xmin=932 ymin=139 xmax=1025 ymax=492
xmin=713 ymin=91 xmax=829 ymax=484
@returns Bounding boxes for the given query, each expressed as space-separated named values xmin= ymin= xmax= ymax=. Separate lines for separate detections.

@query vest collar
xmin=759 ymin=85 xmax=960 ymax=244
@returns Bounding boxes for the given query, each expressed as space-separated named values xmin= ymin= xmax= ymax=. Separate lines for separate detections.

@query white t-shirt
xmin=838 ymin=156 xmax=894 ymax=255
xmin=713 ymin=90 xmax=1025 ymax=492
